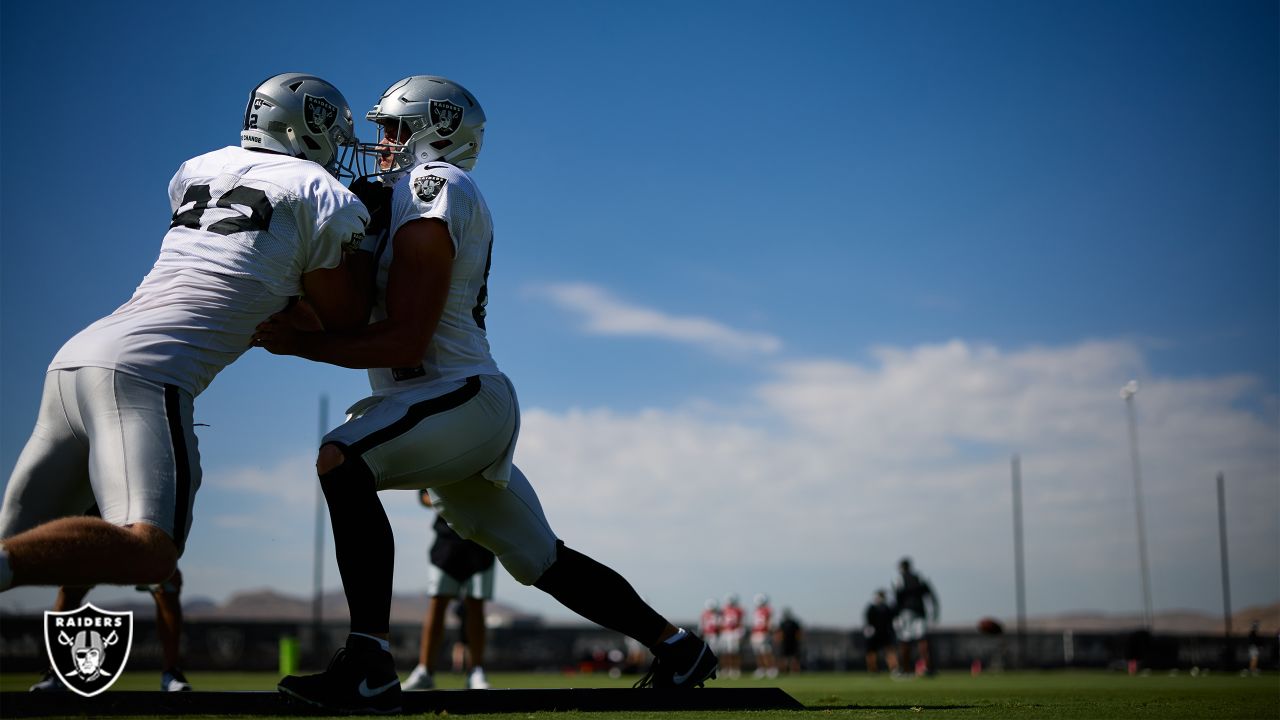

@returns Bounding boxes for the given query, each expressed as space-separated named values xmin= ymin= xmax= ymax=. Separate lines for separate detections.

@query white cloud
xmin=128 ymin=334 xmax=1276 ymax=630
xmin=208 ymin=453 xmax=317 ymax=506
xmin=532 ymin=282 xmax=782 ymax=356
xmin=507 ymin=338 xmax=1278 ymax=626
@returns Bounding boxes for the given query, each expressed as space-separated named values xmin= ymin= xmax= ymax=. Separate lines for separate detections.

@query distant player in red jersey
xmin=700 ymin=599 xmax=721 ymax=657
xmin=750 ymin=593 xmax=777 ymax=678
xmin=720 ymin=594 xmax=745 ymax=678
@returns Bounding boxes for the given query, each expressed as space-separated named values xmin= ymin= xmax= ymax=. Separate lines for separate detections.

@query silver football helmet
xmin=362 ymin=75 xmax=486 ymax=181
xmin=240 ymin=72 xmax=359 ymax=179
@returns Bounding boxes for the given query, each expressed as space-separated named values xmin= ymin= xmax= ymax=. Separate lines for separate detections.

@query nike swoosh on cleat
xmin=358 ymin=678 xmax=400 ymax=697
xmin=671 ymin=645 xmax=709 ymax=685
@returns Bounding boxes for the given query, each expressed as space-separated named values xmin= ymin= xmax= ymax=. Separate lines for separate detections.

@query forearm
xmin=342 ymin=251 xmax=377 ymax=328
xmin=303 ymin=251 xmax=377 ymax=332
xmin=291 ymin=319 xmax=430 ymax=370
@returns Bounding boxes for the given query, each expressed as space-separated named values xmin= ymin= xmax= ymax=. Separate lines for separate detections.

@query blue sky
xmin=1 ymin=0 xmax=1276 ymax=628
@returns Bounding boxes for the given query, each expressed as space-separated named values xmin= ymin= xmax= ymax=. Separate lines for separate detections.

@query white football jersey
xmin=366 ymin=162 xmax=499 ymax=395
xmin=50 ymin=146 xmax=369 ymax=397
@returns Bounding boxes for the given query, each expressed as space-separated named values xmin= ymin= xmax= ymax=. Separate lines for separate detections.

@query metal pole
xmin=1121 ymin=381 xmax=1154 ymax=630
xmin=311 ymin=394 xmax=329 ymax=659
xmin=1011 ymin=454 xmax=1027 ymax=668
xmin=1216 ymin=471 xmax=1233 ymax=668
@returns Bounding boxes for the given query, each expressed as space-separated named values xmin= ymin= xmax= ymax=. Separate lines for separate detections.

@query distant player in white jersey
xmin=254 ymin=75 xmax=718 ymax=714
xmin=0 ymin=73 xmax=370 ymax=595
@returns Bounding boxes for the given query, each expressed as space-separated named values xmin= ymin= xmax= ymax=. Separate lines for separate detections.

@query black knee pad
xmin=318 ymin=444 xmax=376 ymax=496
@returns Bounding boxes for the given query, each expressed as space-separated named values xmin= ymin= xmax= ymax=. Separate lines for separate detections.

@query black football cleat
xmin=278 ymin=635 xmax=402 ymax=714
xmin=634 ymin=629 xmax=719 ymax=688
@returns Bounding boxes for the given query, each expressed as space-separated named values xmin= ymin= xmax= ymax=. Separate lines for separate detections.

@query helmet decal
xmin=304 ymin=94 xmax=339 ymax=134
xmin=429 ymin=99 xmax=463 ymax=137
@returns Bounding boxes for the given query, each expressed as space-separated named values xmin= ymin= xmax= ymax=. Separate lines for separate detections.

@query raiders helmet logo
xmin=304 ymin=94 xmax=339 ymax=134
xmin=429 ymin=99 xmax=463 ymax=137
xmin=43 ymin=604 xmax=134 ymax=697
xmin=413 ymin=174 xmax=447 ymax=203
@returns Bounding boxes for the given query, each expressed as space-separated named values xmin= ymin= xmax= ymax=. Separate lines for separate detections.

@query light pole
xmin=1216 ymin=472 xmax=1233 ymax=669
xmin=1121 ymin=380 xmax=1154 ymax=630
xmin=1011 ymin=454 xmax=1027 ymax=667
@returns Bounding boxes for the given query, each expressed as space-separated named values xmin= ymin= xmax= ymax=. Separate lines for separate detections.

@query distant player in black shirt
xmin=893 ymin=557 xmax=939 ymax=675
xmin=777 ymin=607 xmax=804 ymax=674
xmin=862 ymin=589 xmax=898 ymax=673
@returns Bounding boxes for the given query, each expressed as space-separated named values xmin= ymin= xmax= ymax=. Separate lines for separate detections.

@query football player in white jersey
xmin=0 ymin=73 xmax=371 ymax=597
xmin=254 ymin=75 xmax=718 ymax=714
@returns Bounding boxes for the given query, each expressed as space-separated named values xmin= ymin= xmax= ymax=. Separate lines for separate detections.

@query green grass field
xmin=3 ymin=669 xmax=1275 ymax=719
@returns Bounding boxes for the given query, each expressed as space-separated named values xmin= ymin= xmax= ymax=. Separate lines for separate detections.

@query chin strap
xmin=283 ymin=127 xmax=307 ymax=159
xmin=440 ymin=141 xmax=478 ymax=167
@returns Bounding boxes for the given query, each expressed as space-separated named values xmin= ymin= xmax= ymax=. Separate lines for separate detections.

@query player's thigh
xmin=426 ymin=564 xmax=494 ymax=600
xmin=80 ymin=369 xmax=201 ymax=553
xmin=461 ymin=564 xmax=495 ymax=600
xmin=0 ymin=372 xmax=94 ymax=537
xmin=429 ymin=465 xmax=557 ymax=586
xmin=426 ymin=565 xmax=465 ymax=597
xmin=705 ymin=634 xmax=721 ymax=654
xmin=328 ymin=376 xmax=515 ymax=490
xmin=723 ymin=633 xmax=741 ymax=653
xmin=895 ymin=612 xmax=924 ymax=642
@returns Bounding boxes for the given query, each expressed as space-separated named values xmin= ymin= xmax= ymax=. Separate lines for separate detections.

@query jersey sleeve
xmin=304 ymin=178 xmax=370 ymax=274
xmin=167 ymin=162 xmax=189 ymax=214
xmin=388 ymin=164 xmax=475 ymax=252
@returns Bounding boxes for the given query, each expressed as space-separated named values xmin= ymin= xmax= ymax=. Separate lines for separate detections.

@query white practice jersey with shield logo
xmin=369 ymin=162 xmax=498 ymax=395
xmin=50 ymin=146 xmax=369 ymax=397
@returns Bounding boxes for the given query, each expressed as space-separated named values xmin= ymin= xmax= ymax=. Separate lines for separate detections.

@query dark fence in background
xmin=1 ymin=616 xmax=1274 ymax=674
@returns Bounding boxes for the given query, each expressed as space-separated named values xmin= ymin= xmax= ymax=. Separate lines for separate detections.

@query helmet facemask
xmin=325 ymin=124 xmax=361 ymax=182
xmin=357 ymin=116 xmax=418 ymax=184
xmin=359 ymin=114 xmax=483 ymax=184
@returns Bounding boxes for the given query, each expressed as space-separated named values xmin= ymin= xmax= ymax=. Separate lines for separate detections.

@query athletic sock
xmin=320 ymin=455 xmax=395 ymax=635
xmin=534 ymin=541 xmax=668 ymax=647
xmin=349 ymin=632 xmax=391 ymax=653
xmin=663 ymin=628 xmax=688 ymax=645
